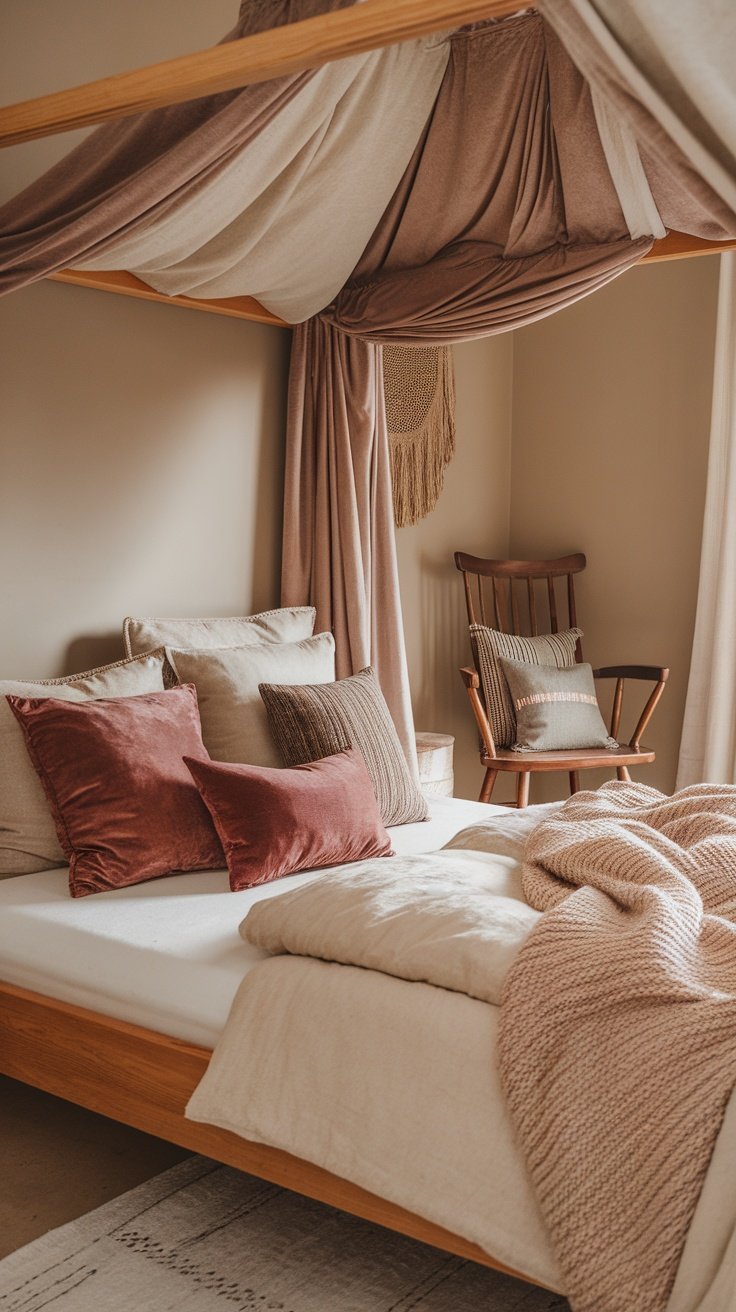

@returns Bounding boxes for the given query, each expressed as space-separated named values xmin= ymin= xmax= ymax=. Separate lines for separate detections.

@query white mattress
xmin=0 ymin=794 xmax=497 ymax=1047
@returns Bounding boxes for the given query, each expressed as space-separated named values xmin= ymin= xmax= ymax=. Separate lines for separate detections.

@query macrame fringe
xmin=384 ymin=346 xmax=456 ymax=529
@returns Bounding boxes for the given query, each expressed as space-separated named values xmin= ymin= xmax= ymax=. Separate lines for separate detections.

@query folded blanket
xmin=242 ymin=848 xmax=540 ymax=1007
xmin=499 ymin=781 xmax=736 ymax=1312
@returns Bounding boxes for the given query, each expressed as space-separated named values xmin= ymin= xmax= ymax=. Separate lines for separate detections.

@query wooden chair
xmin=454 ymin=551 xmax=669 ymax=807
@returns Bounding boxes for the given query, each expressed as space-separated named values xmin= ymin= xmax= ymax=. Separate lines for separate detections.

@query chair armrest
xmin=459 ymin=667 xmax=496 ymax=759
xmin=592 ymin=666 xmax=669 ymax=748
xmin=460 ymin=665 xmax=480 ymax=689
xmin=593 ymin=665 xmax=669 ymax=683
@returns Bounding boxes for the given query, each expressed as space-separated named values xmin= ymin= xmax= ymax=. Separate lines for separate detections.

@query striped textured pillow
xmin=259 ymin=667 xmax=428 ymax=827
xmin=470 ymin=624 xmax=582 ymax=749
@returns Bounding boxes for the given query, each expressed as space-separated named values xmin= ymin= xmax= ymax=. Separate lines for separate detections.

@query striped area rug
xmin=0 ymin=1156 xmax=569 ymax=1311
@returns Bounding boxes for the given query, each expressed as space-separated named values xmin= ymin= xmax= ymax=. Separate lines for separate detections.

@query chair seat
xmin=482 ymin=745 xmax=655 ymax=773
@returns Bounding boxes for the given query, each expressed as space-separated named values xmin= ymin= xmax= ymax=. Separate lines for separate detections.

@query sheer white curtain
xmin=677 ymin=252 xmax=736 ymax=786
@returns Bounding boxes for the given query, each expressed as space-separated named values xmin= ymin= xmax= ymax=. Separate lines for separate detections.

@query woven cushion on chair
xmin=498 ymin=657 xmax=617 ymax=752
xmin=470 ymin=624 xmax=582 ymax=749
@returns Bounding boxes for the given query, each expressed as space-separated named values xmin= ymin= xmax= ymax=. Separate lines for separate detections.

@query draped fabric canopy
xmin=1 ymin=1 xmax=735 ymax=767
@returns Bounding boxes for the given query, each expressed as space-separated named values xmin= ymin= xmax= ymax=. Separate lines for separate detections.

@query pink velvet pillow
xmin=7 ymin=684 xmax=224 ymax=897
xmin=184 ymin=747 xmax=393 ymax=890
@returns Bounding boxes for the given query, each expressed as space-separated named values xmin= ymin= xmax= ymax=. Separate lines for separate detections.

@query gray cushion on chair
xmin=498 ymin=657 xmax=618 ymax=752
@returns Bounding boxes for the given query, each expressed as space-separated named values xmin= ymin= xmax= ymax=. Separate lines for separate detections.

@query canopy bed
xmin=1 ymin=3 xmax=736 ymax=1310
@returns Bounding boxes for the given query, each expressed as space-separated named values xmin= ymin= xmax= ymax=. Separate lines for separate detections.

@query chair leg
xmin=516 ymin=772 xmax=531 ymax=808
xmin=617 ymin=766 xmax=632 ymax=783
xmin=569 ymin=771 xmax=580 ymax=795
xmin=479 ymin=768 xmax=498 ymax=803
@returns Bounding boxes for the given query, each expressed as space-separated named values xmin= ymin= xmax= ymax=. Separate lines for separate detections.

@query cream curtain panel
xmin=677 ymin=253 xmax=736 ymax=787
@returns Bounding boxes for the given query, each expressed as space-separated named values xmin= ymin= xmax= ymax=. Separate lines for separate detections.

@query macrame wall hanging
xmin=383 ymin=345 xmax=456 ymax=528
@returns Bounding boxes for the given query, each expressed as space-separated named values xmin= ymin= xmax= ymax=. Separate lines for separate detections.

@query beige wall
xmin=0 ymin=0 xmax=290 ymax=680
xmin=398 ymin=257 xmax=719 ymax=802
xmin=396 ymin=337 xmax=513 ymax=800
xmin=0 ymin=283 xmax=289 ymax=678
xmin=510 ymin=257 xmax=720 ymax=798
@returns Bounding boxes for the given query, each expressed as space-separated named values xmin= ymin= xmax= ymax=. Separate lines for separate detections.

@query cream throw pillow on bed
xmin=123 ymin=606 xmax=316 ymax=658
xmin=0 ymin=649 xmax=167 ymax=878
xmin=166 ymin=633 xmax=335 ymax=768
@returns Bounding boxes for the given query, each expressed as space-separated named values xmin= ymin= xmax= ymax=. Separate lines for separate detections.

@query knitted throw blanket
xmin=498 ymin=781 xmax=736 ymax=1312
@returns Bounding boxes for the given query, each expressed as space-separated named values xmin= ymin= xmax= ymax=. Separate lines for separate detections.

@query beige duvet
xmin=187 ymin=804 xmax=736 ymax=1310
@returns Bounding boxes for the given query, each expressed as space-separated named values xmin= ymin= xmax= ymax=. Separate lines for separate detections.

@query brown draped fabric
xmin=0 ymin=0 xmax=354 ymax=296
xmin=284 ymin=14 xmax=649 ymax=762
xmin=540 ymin=0 xmax=736 ymax=242
xmin=327 ymin=17 xmax=650 ymax=343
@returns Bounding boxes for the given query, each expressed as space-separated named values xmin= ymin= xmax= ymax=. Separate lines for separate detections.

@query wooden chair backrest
xmin=454 ymin=551 xmax=586 ymax=655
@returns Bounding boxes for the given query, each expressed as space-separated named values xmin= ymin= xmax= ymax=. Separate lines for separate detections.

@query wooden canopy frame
xmin=0 ymin=0 xmax=734 ymax=326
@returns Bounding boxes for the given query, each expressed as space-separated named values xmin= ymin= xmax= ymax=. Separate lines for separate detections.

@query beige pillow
xmin=124 ymin=607 xmax=316 ymax=658
xmin=470 ymin=624 xmax=582 ymax=748
xmin=0 ymin=649 xmax=167 ymax=877
xmin=166 ymin=633 xmax=335 ymax=768
xmin=259 ymin=666 xmax=429 ymax=827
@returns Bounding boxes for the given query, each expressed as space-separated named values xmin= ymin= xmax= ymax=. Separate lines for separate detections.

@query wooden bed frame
xmin=0 ymin=977 xmax=553 ymax=1293
xmin=0 ymin=0 xmax=731 ymax=1294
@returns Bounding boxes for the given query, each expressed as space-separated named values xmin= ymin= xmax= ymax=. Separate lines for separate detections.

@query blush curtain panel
xmin=281 ymin=322 xmax=417 ymax=768
xmin=677 ymin=253 xmax=736 ymax=788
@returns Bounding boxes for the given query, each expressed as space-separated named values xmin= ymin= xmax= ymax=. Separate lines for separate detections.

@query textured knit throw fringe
xmin=498 ymin=780 xmax=736 ymax=1312
xmin=383 ymin=345 xmax=455 ymax=528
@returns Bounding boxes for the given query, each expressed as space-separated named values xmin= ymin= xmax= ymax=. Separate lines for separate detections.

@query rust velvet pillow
xmin=184 ymin=748 xmax=393 ymax=891
xmin=7 ymin=684 xmax=224 ymax=897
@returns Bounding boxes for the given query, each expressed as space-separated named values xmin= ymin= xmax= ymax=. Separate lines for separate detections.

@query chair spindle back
xmin=454 ymin=552 xmax=586 ymax=658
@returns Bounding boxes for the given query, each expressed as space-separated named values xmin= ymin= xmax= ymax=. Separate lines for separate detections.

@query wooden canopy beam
xmin=0 ymin=0 xmax=524 ymax=148
xmin=643 ymin=231 xmax=736 ymax=262
xmin=48 ymin=229 xmax=735 ymax=328
xmin=49 ymin=269 xmax=287 ymax=328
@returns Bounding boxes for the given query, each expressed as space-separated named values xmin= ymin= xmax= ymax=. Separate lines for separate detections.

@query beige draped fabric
xmin=0 ymin=0 xmax=358 ymax=297
xmin=78 ymin=39 xmax=449 ymax=322
xmin=677 ymin=253 xmax=736 ymax=788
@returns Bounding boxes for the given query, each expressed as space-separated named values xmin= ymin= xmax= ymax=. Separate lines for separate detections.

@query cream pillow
xmin=166 ymin=633 xmax=335 ymax=768
xmin=0 ymin=649 xmax=167 ymax=877
xmin=124 ymin=606 xmax=316 ymax=658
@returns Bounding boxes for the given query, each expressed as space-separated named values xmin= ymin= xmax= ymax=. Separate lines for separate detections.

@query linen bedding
xmin=187 ymin=788 xmax=736 ymax=1312
xmin=0 ymin=794 xmax=495 ymax=1046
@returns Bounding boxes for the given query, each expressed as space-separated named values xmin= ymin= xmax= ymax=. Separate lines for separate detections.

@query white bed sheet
xmin=0 ymin=794 xmax=497 ymax=1047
